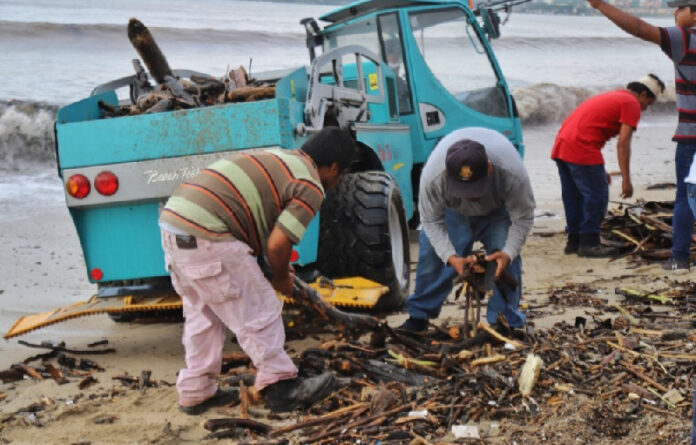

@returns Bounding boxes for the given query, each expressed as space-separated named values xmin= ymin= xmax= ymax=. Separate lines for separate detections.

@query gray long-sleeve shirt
xmin=419 ymin=127 xmax=536 ymax=263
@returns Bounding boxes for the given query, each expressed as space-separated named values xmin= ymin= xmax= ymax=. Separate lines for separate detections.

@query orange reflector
xmin=90 ymin=268 xmax=103 ymax=281
xmin=94 ymin=171 xmax=118 ymax=196
xmin=66 ymin=174 xmax=90 ymax=198
xmin=290 ymin=250 xmax=299 ymax=262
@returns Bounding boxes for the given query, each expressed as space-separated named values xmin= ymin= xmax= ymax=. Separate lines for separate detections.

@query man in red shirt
xmin=552 ymin=74 xmax=664 ymax=257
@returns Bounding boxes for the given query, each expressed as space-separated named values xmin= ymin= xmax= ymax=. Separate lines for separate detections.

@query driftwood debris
xmin=602 ymin=200 xmax=696 ymax=262
xmin=98 ymin=19 xmax=276 ymax=118
xmin=127 ymin=18 xmax=172 ymax=85
xmin=204 ymin=277 xmax=695 ymax=443
xmin=0 ymin=341 xmax=112 ymax=387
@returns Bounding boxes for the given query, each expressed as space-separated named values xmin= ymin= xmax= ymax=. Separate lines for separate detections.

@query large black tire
xmin=318 ymin=171 xmax=411 ymax=310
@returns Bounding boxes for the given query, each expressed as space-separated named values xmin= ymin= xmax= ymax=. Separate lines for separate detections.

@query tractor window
xmin=321 ymin=19 xmax=382 ymax=97
xmin=378 ymin=13 xmax=413 ymax=115
xmin=408 ymin=8 xmax=509 ymax=118
xmin=323 ymin=19 xmax=381 ymax=58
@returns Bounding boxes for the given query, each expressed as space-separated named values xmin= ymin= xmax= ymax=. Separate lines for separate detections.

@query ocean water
xmin=0 ymin=0 xmax=678 ymax=169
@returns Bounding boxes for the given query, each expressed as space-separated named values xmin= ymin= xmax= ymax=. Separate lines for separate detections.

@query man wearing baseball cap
xmin=587 ymin=0 xmax=696 ymax=272
xmin=552 ymin=74 xmax=664 ymax=257
xmin=398 ymin=127 xmax=535 ymax=333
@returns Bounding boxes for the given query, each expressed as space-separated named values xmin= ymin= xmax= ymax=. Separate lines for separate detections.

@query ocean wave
xmin=512 ymin=83 xmax=677 ymax=125
xmin=0 ymin=101 xmax=57 ymax=170
xmin=0 ymin=20 xmax=303 ymax=46
xmin=493 ymin=35 xmax=639 ymax=49
xmin=1 ymin=84 xmax=677 ymax=169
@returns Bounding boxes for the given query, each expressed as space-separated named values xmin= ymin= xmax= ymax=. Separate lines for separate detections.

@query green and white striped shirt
xmin=160 ymin=149 xmax=324 ymax=255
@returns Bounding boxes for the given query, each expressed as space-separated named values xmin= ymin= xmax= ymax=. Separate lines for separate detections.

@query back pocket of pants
xmin=183 ymin=261 xmax=238 ymax=303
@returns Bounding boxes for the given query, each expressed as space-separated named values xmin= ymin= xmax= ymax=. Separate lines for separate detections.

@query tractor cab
xmin=304 ymin=0 xmax=524 ymax=170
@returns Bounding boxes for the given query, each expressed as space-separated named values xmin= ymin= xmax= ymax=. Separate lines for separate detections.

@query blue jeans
xmin=688 ymin=183 xmax=696 ymax=219
xmin=687 ymin=184 xmax=696 ymax=445
xmin=555 ymin=160 xmax=608 ymax=237
xmin=673 ymin=143 xmax=696 ymax=261
xmin=405 ymin=207 xmax=525 ymax=328
xmin=692 ymin=379 xmax=696 ymax=445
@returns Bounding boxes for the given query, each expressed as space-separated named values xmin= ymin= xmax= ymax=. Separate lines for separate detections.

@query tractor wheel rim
xmin=388 ymin=199 xmax=407 ymax=289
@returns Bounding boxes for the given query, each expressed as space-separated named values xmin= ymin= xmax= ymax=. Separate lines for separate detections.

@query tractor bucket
xmin=4 ymin=277 xmax=388 ymax=339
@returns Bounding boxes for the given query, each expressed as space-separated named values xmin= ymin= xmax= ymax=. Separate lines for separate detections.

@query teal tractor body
xmin=54 ymin=0 xmax=524 ymax=314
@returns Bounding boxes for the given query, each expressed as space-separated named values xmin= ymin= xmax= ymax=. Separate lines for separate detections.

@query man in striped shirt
xmin=159 ymin=127 xmax=357 ymax=414
xmin=587 ymin=0 xmax=696 ymax=272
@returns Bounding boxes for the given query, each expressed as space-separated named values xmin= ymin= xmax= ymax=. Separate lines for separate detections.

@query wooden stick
xmin=226 ymin=86 xmax=275 ymax=103
xmin=610 ymin=303 xmax=637 ymax=324
xmin=18 ymin=340 xmax=115 ymax=355
xmin=16 ymin=364 xmax=43 ymax=381
xmin=127 ymin=18 xmax=172 ymax=84
xmin=269 ymin=402 xmax=368 ymax=437
xmin=476 ymin=322 xmax=524 ymax=349
xmin=471 ymin=354 xmax=506 ymax=366
xmin=621 ymin=361 xmax=669 ymax=393
xmin=308 ymin=402 xmax=414 ymax=441
xmin=239 ymin=380 xmax=249 ymax=419
xmin=203 ymin=417 xmax=272 ymax=434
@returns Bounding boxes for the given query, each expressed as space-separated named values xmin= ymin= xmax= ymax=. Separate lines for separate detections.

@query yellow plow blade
xmin=4 ymin=277 xmax=388 ymax=339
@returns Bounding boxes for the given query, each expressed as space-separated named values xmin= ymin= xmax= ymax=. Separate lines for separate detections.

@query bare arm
xmin=617 ymin=123 xmax=634 ymax=198
xmin=588 ymin=0 xmax=661 ymax=45
xmin=266 ymin=226 xmax=294 ymax=296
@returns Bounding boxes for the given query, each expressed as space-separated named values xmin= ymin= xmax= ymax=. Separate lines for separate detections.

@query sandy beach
xmin=0 ymin=113 xmax=692 ymax=444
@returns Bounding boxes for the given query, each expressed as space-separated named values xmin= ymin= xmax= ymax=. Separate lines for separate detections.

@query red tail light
xmin=66 ymin=174 xmax=90 ymax=198
xmin=94 ymin=171 xmax=119 ymax=196
xmin=90 ymin=268 xmax=103 ymax=281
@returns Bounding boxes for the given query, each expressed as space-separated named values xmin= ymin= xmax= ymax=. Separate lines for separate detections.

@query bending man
xmin=159 ymin=127 xmax=357 ymax=414
xmin=399 ymin=127 xmax=535 ymax=333
xmin=552 ymin=74 xmax=664 ymax=257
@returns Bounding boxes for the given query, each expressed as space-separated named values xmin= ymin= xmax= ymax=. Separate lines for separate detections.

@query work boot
xmin=564 ymin=233 xmax=579 ymax=254
xmin=261 ymin=372 xmax=336 ymax=412
xmin=179 ymin=388 xmax=239 ymax=415
xmin=661 ymin=257 xmax=690 ymax=274
xmin=577 ymin=244 xmax=616 ymax=258
xmin=577 ymin=234 xmax=615 ymax=258
xmin=395 ymin=317 xmax=428 ymax=334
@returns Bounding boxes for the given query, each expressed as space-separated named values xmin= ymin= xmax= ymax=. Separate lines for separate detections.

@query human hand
xmin=448 ymin=254 xmax=477 ymax=276
xmin=485 ymin=250 xmax=511 ymax=280
xmin=587 ymin=0 xmax=603 ymax=9
xmin=621 ymin=179 xmax=633 ymax=198
xmin=606 ymin=172 xmax=612 ymax=185
xmin=271 ymin=270 xmax=295 ymax=297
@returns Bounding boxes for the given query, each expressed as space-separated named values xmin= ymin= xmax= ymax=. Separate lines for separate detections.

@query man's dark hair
xmin=626 ymin=73 xmax=665 ymax=99
xmin=301 ymin=127 xmax=357 ymax=171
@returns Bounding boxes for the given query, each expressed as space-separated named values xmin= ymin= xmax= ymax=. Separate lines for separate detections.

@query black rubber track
xmin=318 ymin=171 xmax=410 ymax=310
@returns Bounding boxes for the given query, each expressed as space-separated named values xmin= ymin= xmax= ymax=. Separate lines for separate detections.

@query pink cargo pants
xmin=161 ymin=231 xmax=298 ymax=407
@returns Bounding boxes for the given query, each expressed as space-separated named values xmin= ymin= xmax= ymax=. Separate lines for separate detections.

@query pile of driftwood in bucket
xmin=601 ymin=200 xmax=696 ymax=262
xmin=98 ymin=18 xmax=275 ymax=118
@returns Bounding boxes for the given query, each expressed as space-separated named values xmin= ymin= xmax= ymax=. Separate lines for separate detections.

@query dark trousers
xmin=405 ymin=207 xmax=525 ymax=328
xmin=555 ymin=160 xmax=608 ymax=240
xmin=672 ymin=143 xmax=696 ymax=261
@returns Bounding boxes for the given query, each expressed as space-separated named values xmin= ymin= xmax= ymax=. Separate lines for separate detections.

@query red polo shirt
xmin=551 ymin=90 xmax=641 ymax=165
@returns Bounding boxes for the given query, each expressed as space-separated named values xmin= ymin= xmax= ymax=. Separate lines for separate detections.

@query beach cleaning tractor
xmin=6 ymin=0 xmax=528 ymax=338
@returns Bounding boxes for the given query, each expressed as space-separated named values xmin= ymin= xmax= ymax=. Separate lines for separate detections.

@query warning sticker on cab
xmin=368 ymin=73 xmax=378 ymax=90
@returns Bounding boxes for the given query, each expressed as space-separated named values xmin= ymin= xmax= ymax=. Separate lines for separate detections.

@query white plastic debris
xmin=518 ymin=353 xmax=544 ymax=397
xmin=407 ymin=409 xmax=428 ymax=418
xmin=451 ymin=425 xmax=480 ymax=439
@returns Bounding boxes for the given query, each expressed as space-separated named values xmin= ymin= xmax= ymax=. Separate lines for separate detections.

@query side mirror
xmin=480 ymin=9 xmax=501 ymax=39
